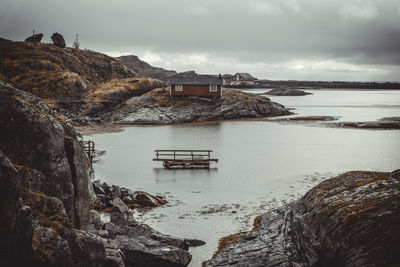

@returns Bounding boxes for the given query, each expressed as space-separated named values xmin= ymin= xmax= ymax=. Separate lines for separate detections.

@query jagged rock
xmin=88 ymin=210 xmax=102 ymax=231
xmin=132 ymin=192 xmax=167 ymax=207
xmin=205 ymin=170 xmax=400 ymax=266
xmin=91 ymin=180 xmax=167 ymax=211
xmin=103 ymin=239 xmax=125 ymax=267
xmin=0 ymin=81 xmax=90 ymax=229
xmin=0 ymin=150 xmax=34 ymax=266
xmin=68 ymin=230 xmax=106 ymax=266
xmin=25 ymin=33 xmax=43 ymax=43
xmin=184 ymin=239 xmax=206 ymax=247
xmin=51 ymin=32 xmax=66 ymax=48
xmin=112 ymin=197 xmax=129 ymax=214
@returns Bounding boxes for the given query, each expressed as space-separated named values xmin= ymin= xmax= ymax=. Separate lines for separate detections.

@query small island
xmin=263 ymin=88 xmax=313 ymax=96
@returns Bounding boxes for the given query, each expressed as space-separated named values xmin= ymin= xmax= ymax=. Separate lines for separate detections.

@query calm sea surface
xmin=89 ymin=90 xmax=400 ymax=266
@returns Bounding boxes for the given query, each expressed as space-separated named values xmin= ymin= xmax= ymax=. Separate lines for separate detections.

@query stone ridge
xmin=205 ymin=170 xmax=400 ymax=266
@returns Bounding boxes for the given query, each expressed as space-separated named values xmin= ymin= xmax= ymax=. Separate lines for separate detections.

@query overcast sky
xmin=1 ymin=0 xmax=400 ymax=81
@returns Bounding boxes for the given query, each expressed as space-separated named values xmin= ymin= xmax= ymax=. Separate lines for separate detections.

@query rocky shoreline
xmin=107 ymin=88 xmax=290 ymax=124
xmin=268 ymin=115 xmax=400 ymax=130
xmin=0 ymin=81 xmax=194 ymax=267
xmin=205 ymin=170 xmax=400 ymax=266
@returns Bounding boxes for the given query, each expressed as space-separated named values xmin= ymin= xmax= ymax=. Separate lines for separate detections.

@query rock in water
xmin=205 ymin=170 xmax=400 ymax=266
xmin=25 ymin=33 xmax=43 ymax=43
xmin=51 ymin=32 xmax=66 ymax=48
xmin=264 ymin=88 xmax=312 ymax=96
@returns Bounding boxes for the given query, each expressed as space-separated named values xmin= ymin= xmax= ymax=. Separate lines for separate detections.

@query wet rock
xmin=332 ymin=116 xmax=400 ymax=130
xmin=184 ymin=239 xmax=206 ymax=247
xmin=25 ymin=33 xmax=43 ymax=43
xmin=132 ymin=191 xmax=167 ymax=207
xmin=91 ymin=180 xmax=167 ymax=211
xmin=51 ymin=32 xmax=66 ymax=48
xmin=206 ymin=170 xmax=400 ymax=266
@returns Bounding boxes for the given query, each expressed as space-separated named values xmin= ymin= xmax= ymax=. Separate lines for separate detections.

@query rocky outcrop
xmin=110 ymin=88 xmax=290 ymax=124
xmin=0 ymin=40 xmax=134 ymax=99
xmin=0 ymin=81 xmax=102 ymax=266
xmin=263 ymin=88 xmax=312 ymax=96
xmin=91 ymin=180 xmax=167 ymax=211
xmin=205 ymin=170 xmax=400 ymax=266
xmin=333 ymin=117 xmax=400 ymax=130
xmin=83 ymin=78 xmax=165 ymax=118
xmin=0 ymin=81 xmax=192 ymax=266
xmin=51 ymin=32 xmax=66 ymax=48
xmin=25 ymin=33 xmax=43 ymax=43
xmin=0 ymin=80 xmax=90 ymax=229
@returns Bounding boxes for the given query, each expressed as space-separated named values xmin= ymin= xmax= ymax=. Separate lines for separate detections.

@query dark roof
xmin=169 ymin=75 xmax=223 ymax=85
xmin=235 ymin=73 xmax=255 ymax=79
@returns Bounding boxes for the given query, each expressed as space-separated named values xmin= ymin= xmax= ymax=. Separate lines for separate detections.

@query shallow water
xmin=244 ymin=89 xmax=400 ymax=122
xmin=89 ymin=90 xmax=400 ymax=266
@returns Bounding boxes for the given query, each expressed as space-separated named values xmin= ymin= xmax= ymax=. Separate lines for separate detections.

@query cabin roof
xmin=169 ymin=75 xmax=223 ymax=85
xmin=235 ymin=73 xmax=255 ymax=79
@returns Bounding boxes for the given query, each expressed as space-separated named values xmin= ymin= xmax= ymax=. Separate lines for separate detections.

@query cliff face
xmin=117 ymin=55 xmax=177 ymax=81
xmin=205 ymin=170 xmax=400 ymax=266
xmin=0 ymin=81 xmax=192 ymax=267
xmin=0 ymin=80 xmax=96 ymax=266
xmin=0 ymin=80 xmax=90 ymax=229
xmin=0 ymin=41 xmax=135 ymax=99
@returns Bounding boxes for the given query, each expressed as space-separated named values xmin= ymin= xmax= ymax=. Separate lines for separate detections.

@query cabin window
xmin=175 ymin=85 xmax=183 ymax=91
xmin=209 ymin=85 xmax=218 ymax=92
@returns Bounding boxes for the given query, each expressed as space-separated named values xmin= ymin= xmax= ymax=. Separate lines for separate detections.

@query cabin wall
xmin=171 ymin=85 xmax=221 ymax=97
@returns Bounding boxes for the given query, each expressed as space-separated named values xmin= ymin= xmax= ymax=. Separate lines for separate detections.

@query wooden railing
xmin=153 ymin=149 xmax=218 ymax=162
xmin=153 ymin=150 xmax=218 ymax=169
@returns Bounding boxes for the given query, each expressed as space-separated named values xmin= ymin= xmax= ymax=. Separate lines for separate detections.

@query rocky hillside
xmin=108 ymin=88 xmax=291 ymax=124
xmin=205 ymin=170 xmax=400 ymax=266
xmin=0 ymin=81 xmax=192 ymax=266
xmin=0 ymin=40 xmax=135 ymax=99
xmin=117 ymin=55 xmax=177 ymax=81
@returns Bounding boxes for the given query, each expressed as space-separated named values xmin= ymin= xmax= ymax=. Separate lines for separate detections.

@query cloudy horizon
xmin=1 ymin=0 xmax=400 ymax=81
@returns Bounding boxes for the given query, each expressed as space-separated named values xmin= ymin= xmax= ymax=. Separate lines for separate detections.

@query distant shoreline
xmin=225 ymin=80 xmax=400 ymax=90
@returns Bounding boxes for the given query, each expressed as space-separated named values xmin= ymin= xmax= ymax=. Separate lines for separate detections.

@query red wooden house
xmin=169 ymin=75 xmax=223 ymax=98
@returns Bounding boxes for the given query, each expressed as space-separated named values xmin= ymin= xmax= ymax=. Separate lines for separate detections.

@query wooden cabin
xmin=233 ymin=73 xmax=256 ymax=82
xmin=169 ymin=75 xmax=223 ymax=98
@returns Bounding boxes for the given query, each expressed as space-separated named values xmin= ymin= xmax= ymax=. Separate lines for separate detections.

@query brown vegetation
xmin=0 ymin=41 xmax=134 ymax=99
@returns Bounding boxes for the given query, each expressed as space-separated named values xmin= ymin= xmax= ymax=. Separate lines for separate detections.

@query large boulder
xmin=206 ymin=170 xmax=400 ymax=266
xmin=51 ymin=32 xmax=66 ymax=48
xmin=25 ymin=33 xmax=43 ymax=43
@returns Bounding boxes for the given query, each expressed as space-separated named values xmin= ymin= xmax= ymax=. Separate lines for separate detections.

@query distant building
xmin=169 ymin=75 xmax=223 ymax=98
xmin=233 ymin=73 xmax=256 ymax=82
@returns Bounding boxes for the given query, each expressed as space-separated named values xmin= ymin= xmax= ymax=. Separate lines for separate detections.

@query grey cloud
xmin=0 ymin=0 xmax=399 ymax=81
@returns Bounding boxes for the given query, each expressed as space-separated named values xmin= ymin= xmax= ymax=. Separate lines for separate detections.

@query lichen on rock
xmin=205 ymin=170 xmax=400 ymax=267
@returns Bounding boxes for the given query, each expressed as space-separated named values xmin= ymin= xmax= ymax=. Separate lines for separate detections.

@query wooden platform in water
xmin=153 ymin=150 xmax=218 ymax=169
